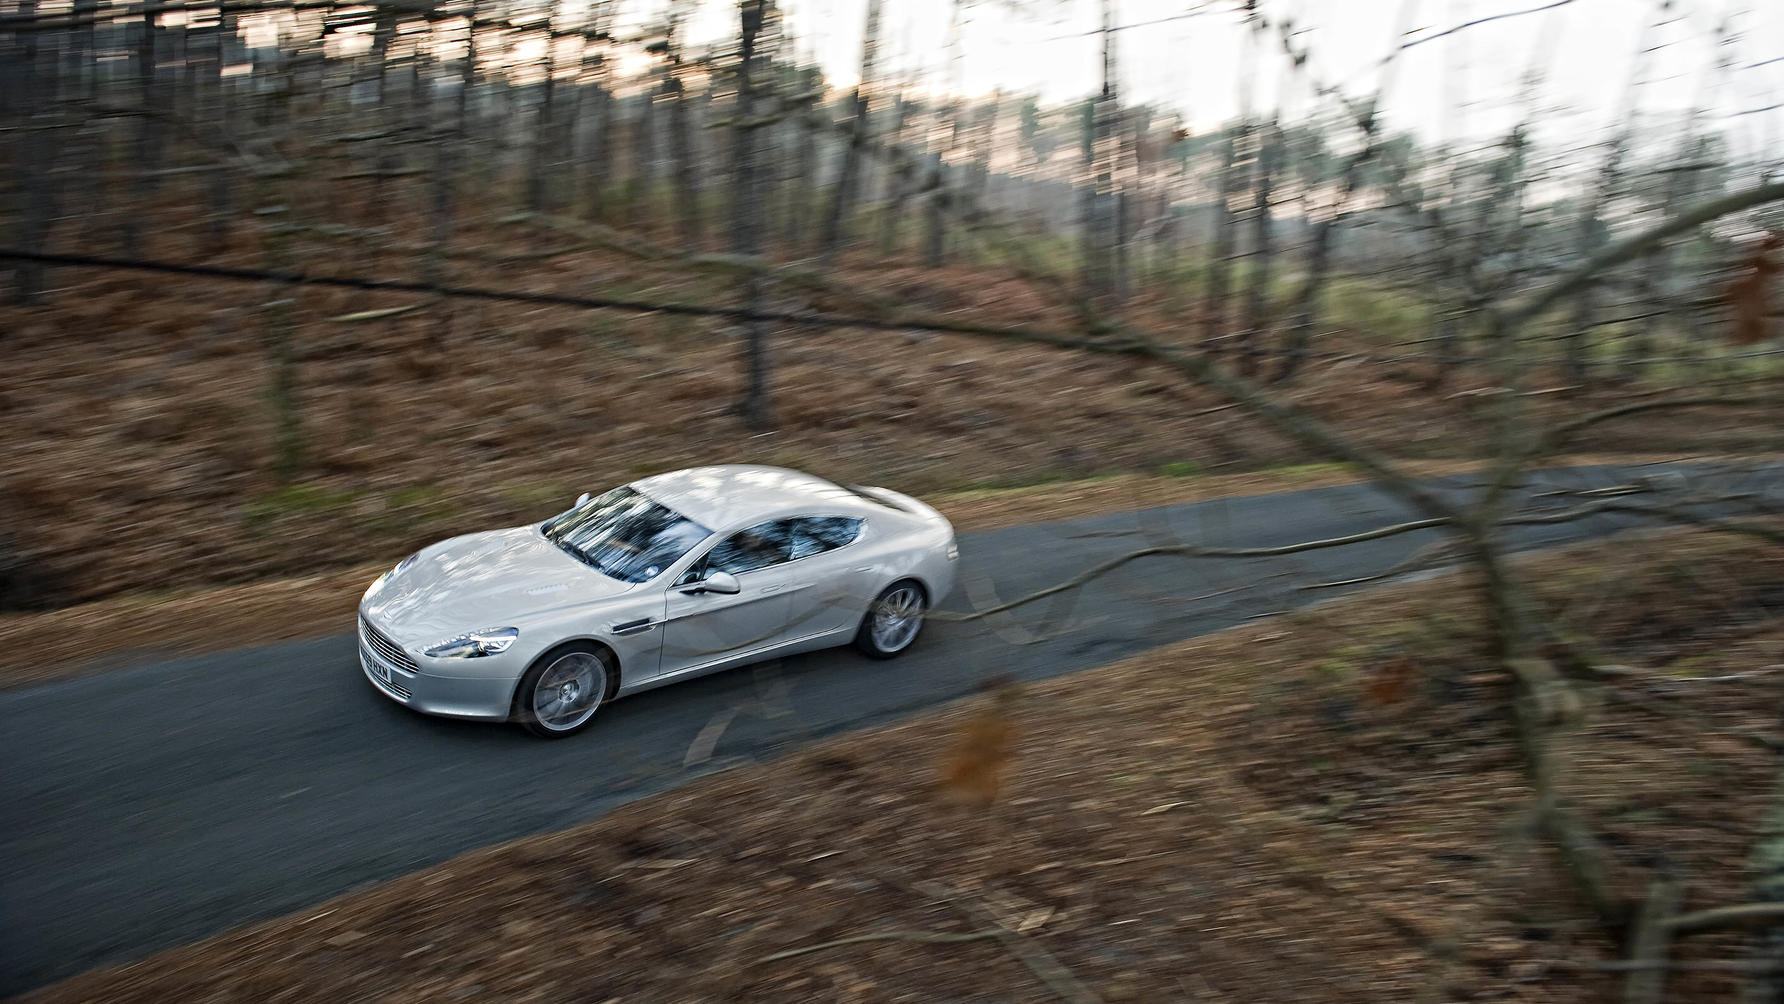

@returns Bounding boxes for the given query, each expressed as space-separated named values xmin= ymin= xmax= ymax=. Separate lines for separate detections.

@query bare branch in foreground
xmin=1502 ymin=180 xmax=1784 ymax=332
xmin=936 ymin=891 xmax=1101 ymax=1004
xmin=1532 ymin=397 xmax=1770 ymax=459
xmin=1597 ymin=504 xmax=1784 ymax=545
xmin=759 ymin=928 xmax=1001 ymax=963
xmin=1297 ymin=539 xmax=1464 ymax=591
xmin=1574 ymin=959 xmax=1784 ymax=973
xmin=934 ymin=516 xmax=1451 ymax=622
xmin=1625 ymin=874 xmax=1683 ymax=1004
xmin=1663 ymin=902 xmax=1784 ymax=937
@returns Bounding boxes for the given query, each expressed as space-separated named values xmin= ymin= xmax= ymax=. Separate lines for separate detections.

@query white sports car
xmin=357 ymin=465 xmax=958 ymax=737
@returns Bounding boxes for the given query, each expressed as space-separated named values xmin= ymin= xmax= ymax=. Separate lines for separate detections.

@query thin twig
xmin=942 ymin=894 xmax=1102 ymax=1004
xmin=759 ymin=928 xmax=1001 ymax=963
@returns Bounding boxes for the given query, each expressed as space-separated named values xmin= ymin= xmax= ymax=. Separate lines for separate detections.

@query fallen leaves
xmin=1723 ymin=232 xmax=1782 ymax=346
xmin=938 ymin=677 xmax=1023 ymax=807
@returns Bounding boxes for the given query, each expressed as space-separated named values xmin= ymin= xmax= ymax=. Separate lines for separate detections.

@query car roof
xmin=630 ymin=465 xmax=880 ymax=530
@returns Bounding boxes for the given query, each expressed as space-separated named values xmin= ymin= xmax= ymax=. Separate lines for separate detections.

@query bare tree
xmin=526 ymin=4 xmax=563 ymax=215
xmin=818 ymin=0 xmax=882 ymax=261
xmin=731 ymin=0 xmax=772 ymax=430
xmin=1081 ymin=0 xmax=1120 ymax=312
xmin=661 ymin=2 xmax=703 ymax=250
xmin=579 ymin=2 xmax=617 ymax=220
xmin=1236 ymin=117 xmax=1277 ymax=376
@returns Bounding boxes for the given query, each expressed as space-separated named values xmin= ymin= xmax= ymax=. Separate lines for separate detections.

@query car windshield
xmin=540 ymin=487 xmax=712 ymax=584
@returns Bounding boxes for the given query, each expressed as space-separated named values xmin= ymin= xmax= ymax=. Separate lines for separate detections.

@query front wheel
xmin=513 ymin=642 xmax=615 ymax=738
xmin=854 ymin=580 xmax=928 ymax=659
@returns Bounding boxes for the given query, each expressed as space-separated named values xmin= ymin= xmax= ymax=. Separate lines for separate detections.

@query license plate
xmin=364 ymin=648 xmax=392 ymax=684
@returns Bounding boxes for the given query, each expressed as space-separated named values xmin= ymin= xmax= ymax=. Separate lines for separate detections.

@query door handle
xmin=761 ymin=584 xmax=784 ymax=594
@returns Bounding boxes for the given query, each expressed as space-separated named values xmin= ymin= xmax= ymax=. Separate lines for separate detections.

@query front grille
xmin=363 ymin=650 xmax=413 ymax=699
xmin=359 ymin=615 xmax=419 ymax=673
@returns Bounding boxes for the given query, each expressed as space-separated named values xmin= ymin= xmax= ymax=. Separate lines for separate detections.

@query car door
xmin=657 ymin=520 xmax=800 ymax=678
xmin=778 ymin=516 xmax=868 ymax=642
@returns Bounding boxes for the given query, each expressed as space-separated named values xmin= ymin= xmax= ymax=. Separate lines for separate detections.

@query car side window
xmin=789 ymin=516 xmax=863 ymax=559
xmin=692 ymin=520 xmax=796 ymax=579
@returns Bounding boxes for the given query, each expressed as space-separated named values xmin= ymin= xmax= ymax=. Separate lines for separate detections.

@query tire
xmin=853 ymin=580 xmax=928 ymax=659
xmin=512 ymin=642 xmax=617 ymax=739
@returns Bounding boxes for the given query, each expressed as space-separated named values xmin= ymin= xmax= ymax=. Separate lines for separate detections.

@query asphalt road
xmin=0 ymin=461 xmax=1768 ymax=995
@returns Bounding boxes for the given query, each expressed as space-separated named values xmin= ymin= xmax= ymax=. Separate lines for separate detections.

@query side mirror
xmin=685 ymin=570 xmax=741 ymax=595
xmin=574 ymin=492 xmax=591 ymax=508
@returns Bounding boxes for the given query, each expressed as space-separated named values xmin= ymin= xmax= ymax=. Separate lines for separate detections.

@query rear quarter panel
xmin=858 ymin=489 xmax=957 ymax=606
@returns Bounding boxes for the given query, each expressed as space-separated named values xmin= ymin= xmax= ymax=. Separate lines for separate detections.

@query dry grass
xmin=26 ymin=529 xmax=1782 ymax=1003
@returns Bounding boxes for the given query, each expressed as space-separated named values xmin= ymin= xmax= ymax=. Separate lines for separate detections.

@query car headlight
xmin=425 ymin=626 xmax=519 ymax=659
xmin=945 ymin=536 xmax=959 ymax=561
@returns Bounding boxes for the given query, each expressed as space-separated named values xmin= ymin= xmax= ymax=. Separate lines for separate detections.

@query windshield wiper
xmin=549 ymin=536 xmax=599 ymax=571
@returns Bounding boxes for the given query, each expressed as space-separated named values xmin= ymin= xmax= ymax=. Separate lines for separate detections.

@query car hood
xmin=362 ymin=525 xmax=633 ymax=646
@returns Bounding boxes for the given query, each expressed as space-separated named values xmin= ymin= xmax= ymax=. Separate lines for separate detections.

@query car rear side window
xmin=790 ymin=516 xmax=862 ymax=559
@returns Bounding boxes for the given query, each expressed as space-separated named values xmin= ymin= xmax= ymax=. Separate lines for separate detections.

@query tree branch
xmin=1625 ymin=875 xmax=1683 ymax=1004
xmin=1502 ymin=180 xmax=1784 ymax=332
xmin=937 ymin=516 xmax=1453 ymax=622
xmin=759 ymin=928 xmax=1000 ymax=963
xmin=1664 ymin=902 xmax=1784 ymax=937
xmin=1532 ymin=398 xmax=1768 ymax=458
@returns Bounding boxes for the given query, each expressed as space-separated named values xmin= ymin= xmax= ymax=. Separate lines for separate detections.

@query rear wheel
xmin=513 ymin=642 xmax=615 ymax=738
xmin=853 ymin=580 xmax=928 ymax=659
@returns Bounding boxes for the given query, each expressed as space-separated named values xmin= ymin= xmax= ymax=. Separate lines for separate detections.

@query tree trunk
xmin=203 ymin=15 xmax=237 ymax=254
xmin=818 ymin=0 xmax=883 ymax=261
xmin=526 ymin=11 xmax=560 ymax=214
xmin=1276 ymin=116 xmax=1385 ymax=384
xmin=783 ymin=104 xmax=817 ymax=247
xmin=1237 ymin=122 xmax=1277 ymax=376
xmin=971 ymin=95 xmax=999 ymax=268
xmin=1624 ymin=144 xmax=1698 ymax=382
xmin=9 ymin=0 xmax=48 ymax=304
xmin=632 ymin=91 xmax=657 ymax=226
xmin=1083 ymin=0 xmax=1119 ymax=312
xmin=1564 ymin=221 xmax=1601 ymax=388
xmin=1744 ymin=771 xmax=1784 ymax=1004
xmin=1203 ymin=126 xmax=1239 ymax=352
xmin=427 ymin=9 xmax=477 ymax=350
xmin=123 ymin=11 xmax=162 ymax=259
xmin=877 ymin=93 xmax=912 ymax=254
xmin=731 ymin=1 xmax=771 ymax=430
xmin=364 ymin=7 xmax=400 ymax=226
xmin=582 ymin=77 xmax=611 ymax=219
xmin=923 ymin=152 xmax=947 ymax=268
xmin=664 ymin=5 xmax=702 ymax=250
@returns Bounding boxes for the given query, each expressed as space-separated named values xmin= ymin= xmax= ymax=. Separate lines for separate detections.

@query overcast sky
xmin=668 ymin=0 xmax=1781 ymax=163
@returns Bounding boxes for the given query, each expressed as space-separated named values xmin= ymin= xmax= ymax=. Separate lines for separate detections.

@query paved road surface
xmin=0 ymin=462 xmax=1765 ymax=994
